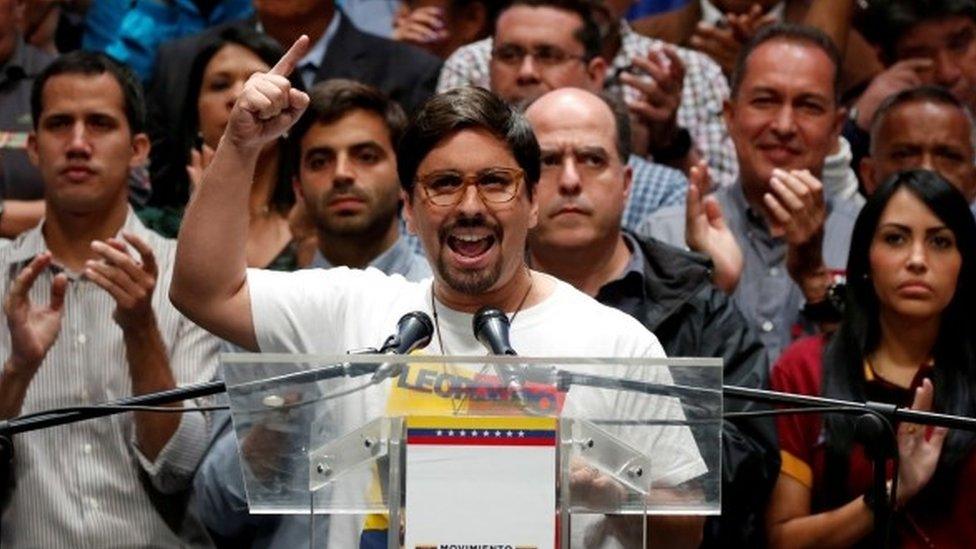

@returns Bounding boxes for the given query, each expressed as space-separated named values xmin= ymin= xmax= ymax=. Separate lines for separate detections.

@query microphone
xmin=472 ymin=306 xmax=517 ymax=355
xmin=472 ymin=306 xmax=525 ymax=403
xmin=369 ymin=311 xmax=434 ymax=382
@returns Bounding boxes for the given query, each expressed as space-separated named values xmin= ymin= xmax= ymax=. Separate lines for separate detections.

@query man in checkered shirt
xmin=436 ymin=0 xmax=738 ymax=191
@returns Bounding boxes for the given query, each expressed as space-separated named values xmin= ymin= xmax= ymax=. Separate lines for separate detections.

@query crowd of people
xmin=0 ymin=0 xmax=974 ymax=547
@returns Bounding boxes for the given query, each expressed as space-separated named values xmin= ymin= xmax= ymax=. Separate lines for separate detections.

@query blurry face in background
xmin=197 ymin=43 xmax=270 ymax=148
xmin=869 ymin=188 xmax=962 ymax=323
xmin=862 ymin=100 xmax=976 ymax=201
xmin=526 ymin=90 xmax=631 ymax=252
xmin=895 ymin=16 xmax=976 ymax=112
xmin=489 ymin=5 xmax=605 ymax=106
xmin=28 ymin=73 xmax=149 ymax=215
xmin=724 ymin=39 xmax=843 ymax=201
xmin=296 ymin=110 xmax=402 ymax=240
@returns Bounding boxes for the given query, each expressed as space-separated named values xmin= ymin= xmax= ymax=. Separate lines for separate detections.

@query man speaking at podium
xmin=171 ymin=36 xmax=706 ymax=548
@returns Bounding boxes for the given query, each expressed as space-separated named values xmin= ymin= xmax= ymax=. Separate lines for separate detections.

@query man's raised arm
xmin=170 ymin=36 xmax=311 ymax=350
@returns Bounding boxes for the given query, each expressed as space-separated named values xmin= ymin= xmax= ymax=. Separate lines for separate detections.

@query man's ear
xmin=622 ymin=163 xmax=633 ymax=201
xmin=292 ymin=176 xmax=306 ymax=203
xmin=129 ymin=133 xmax=151 ymax=168
xmin=402 ymin=189 xmax=417 ymax=235
xmin=26 ymin=132 xmax=38 ymax=167
xmin=721 ymin=99 xmax=735 ymax=129
xmin=859 ymin=156 xmax=878 ymax=196
xmin=587 ymin=56 xmax=608 ymax=91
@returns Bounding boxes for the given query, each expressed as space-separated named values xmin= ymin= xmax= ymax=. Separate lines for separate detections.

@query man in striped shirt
xmin=0 ymin=52 xmax=219 ymax=547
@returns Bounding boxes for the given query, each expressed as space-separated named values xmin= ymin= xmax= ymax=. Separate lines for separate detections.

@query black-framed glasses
xmin=416 ymin=167 xmax=524 ymax=207
xmin=491 ymin=44 xmax=588 ymax=67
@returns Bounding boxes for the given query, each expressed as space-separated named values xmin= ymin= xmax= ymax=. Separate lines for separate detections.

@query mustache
xmin=545 ymin=196 xmax=594 ymax=217
xmin=438 ymin=215 xmax=503 ymax=242
xmin=322 ymin=186 xmax=370 ymax=205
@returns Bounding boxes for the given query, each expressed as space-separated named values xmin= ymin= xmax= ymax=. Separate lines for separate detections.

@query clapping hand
xmin=85 ymin=233 xmax=158 ymax=331
xmin=685 ymin=162 xmax=743 ymax=293
xmin=3 ymin=252 xmax=67 ymax=375
xmin=620 ymin=47 xmax=686 ymax=153
xmin=895 ymin=379 xmax=949 ymax=508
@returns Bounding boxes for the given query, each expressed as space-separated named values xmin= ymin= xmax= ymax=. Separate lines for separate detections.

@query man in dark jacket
xmin=525 ymin=87 xmax=779 ymax=547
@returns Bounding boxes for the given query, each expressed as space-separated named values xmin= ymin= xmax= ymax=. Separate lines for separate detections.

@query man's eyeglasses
xmin=416 ymin=167 xmax=524 ymax=207
xmin=491 ymin=44 xmax=588 ymax=67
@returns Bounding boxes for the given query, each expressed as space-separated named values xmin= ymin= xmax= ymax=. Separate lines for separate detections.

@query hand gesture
xmin=690 ymin=3 xmax=776 ymax=77
xmin=851 ymin=58 xmax=933 ymax=129
xmin=570 ymin=458 xmax=627 ymax=511
xmin=85 ymin=232 xmax=159 ymax=331
xmin=764 ymin=169 xmax=826 ymax=280
xmin=895 ymin=379 xmax=949 ymax=508
xmin=621 ymin=47 xmax=685 ymax=151
xmin=685 ymin=162 xmax=743 ymax=293
xmin=186 ymin=143 xmax=215 ymax=195
xmin=225 ymin=36 xmax=311 ymax=151
xmin=393 ymin=5 xmax=449 ymax=47
xmin=3 ymin=252 xmax=67 ymax=375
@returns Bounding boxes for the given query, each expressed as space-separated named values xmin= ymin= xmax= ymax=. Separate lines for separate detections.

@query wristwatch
xmin=802 ymin=281 xmax=846 ymax=323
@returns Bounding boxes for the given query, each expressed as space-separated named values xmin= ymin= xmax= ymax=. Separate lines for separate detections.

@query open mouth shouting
xmin=445 ymin=228 xmax=498 ymax=269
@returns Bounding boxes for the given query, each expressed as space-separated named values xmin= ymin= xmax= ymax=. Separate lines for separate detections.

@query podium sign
xmin=221 ymin=354 xmax=722 ymax=548
xmin=404 ymin=416 xmax=557 ymax=548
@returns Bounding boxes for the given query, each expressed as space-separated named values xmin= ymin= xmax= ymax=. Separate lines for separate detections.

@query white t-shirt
xmin=247 ymin=266 xmax=707 ymax=546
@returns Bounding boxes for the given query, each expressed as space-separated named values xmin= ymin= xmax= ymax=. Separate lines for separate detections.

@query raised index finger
xmin=269 ymin=35 xmax=310 ymax=77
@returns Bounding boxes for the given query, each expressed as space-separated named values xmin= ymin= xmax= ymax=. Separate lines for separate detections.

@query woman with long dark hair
xmin=766 ymin=169 xmax=976 ymax=547
xmin=142 ymin=24 xmax=297 ymax=269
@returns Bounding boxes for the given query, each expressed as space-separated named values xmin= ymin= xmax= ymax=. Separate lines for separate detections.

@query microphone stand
xmin=5 ymin=361 xmax=976 ymax=548
xmin=553 ymin=371 xmax=976 ymax=548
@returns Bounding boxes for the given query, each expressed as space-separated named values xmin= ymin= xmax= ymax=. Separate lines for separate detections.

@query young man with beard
xmin=288 ymin=79 xmax=430 ymax=278
xmin=172 ymin=36 xmax=707 ymax=547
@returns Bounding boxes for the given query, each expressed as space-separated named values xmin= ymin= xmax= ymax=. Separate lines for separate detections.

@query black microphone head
xmin=472 ymin=306 xmax=517 ymax=355
xmin=392 ymin=311 xmax=434 ymax=354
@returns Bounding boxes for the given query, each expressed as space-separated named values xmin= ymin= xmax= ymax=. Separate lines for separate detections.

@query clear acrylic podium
xmin=222 ymin=353 xmax=722 ymax=548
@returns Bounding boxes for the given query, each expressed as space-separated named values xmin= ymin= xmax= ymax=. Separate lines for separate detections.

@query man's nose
xmin=516 ymin=54 xmax=540 ymax=83
xmin=335 ymin=152 xmax=356 ymax=183
xmin=67 ymin=122 xmax=92 ymax=155
xmin=934 ymin=50 xmax=963 ymax=88
xmin=456 ymin=181 xmax=487 ymax=214
xmin=558 ymin=156 xmax=582 ymax=195
xmin=770 ymin=105 xmax=797 ymax=136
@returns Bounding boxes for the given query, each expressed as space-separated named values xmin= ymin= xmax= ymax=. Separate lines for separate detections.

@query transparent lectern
xmin=222 ymin=353 xmax=722 ymax=548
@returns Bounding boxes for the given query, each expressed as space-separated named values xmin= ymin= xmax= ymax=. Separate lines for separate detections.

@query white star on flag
xmin=518 ymin=431 xmax=525 ymax=437
xmin=506 ymin=431 xmax=514 ymax=437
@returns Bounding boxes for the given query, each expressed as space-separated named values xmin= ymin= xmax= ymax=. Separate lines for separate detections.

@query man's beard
xmin=435 ymin=215 xmax=504 ymax=294
xmin=312 ymin=191 xmax=398 ymax=240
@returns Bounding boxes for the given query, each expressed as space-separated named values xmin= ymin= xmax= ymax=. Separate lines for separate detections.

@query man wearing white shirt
xmin=173 ymin=36 xmax=707 ymax=547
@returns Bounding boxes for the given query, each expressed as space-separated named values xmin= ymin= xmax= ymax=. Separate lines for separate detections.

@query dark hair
xmin=869 ymin=86 xmax=975 ymax=153
xmin=598 ymin=91 xmax=632 ymax=162
xmin=730 ymin=23 xmax=842 ymax=102
xmin=288 ymin=79 xmax=407 ymax=170
xmin=164 ymin=24 xmax=297 ymax=212
xmin=31 ymin=50 xmax=146 ymax=134
xmin=820 ymin=169 xmax=976 ymax=511
xmin=435 ymin=0 xmax=509 ymax=36
xmin=397 ymin=86 xmax=541 ymax=197
xmin=498 ymin=0 xmax=603 ymax=60
xmin=860 ymin=0 xmax=976 ymax=64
